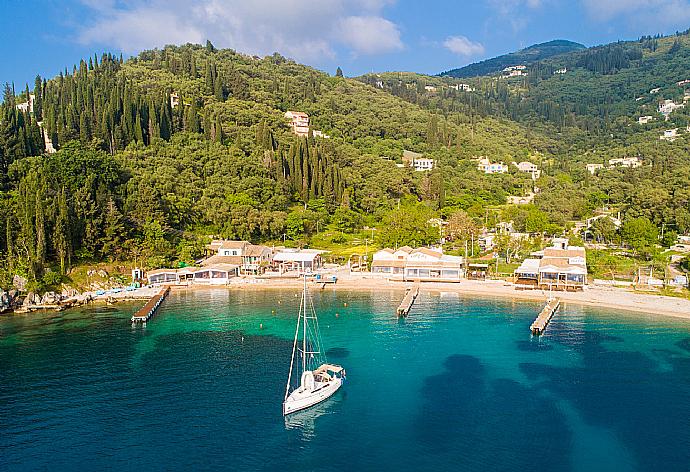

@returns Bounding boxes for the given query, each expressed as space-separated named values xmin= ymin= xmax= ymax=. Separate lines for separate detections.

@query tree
xmin=446 ymin=210 xmax=478 ymax=245
xmin=53 ymin=187 xmax=72 ymax=273
xmin=621 ymin=217 xmax=658 ymax=257
xmin=378 ymin=203 xmax=439 ymax=248
xmin=590 ymin=216 xmax=617 ymax=244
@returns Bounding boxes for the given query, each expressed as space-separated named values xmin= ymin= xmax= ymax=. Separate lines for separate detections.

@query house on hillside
xmin=658 ymin=99 xmax=684 ymax=120
xmin=514 ymin=239 xmax=587 ymax=291
xmin=638 ymin=116 xmax=654 ymax=125
xmin=586 ymin=163 xmax=604 ymax=175
xmin=512 ymin=161 xmax=541 ymax=179
xmin=285 ymin=111 xmax=310 ymax=137
xmin=402 ymin=150 xmax=434 ymax=171
xmin=477 ymin=157 xmax=508 ymax=174
xmin=608 ymin=157 xmax=642 ymax=168
xmin=15 ymin=94 xmax=35 ymax=114
xmin=661 ymin=129 xmax=679 ymax=141
xmin=451 ymin=83 xmax=474 ymax=92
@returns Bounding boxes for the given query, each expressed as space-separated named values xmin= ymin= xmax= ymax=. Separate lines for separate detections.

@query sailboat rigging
xmin=283 ymin=276 xmax=345 ymax=416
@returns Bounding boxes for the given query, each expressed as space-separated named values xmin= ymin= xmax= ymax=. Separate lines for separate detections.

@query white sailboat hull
xmin=283 ymin=377 xmax=343 ymax=416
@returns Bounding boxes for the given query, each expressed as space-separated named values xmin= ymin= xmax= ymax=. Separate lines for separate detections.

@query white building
xmin=478 ymin=158 xmax=508 ymax=174
xmin=402 ymin=150 xmax=433 ymax=171
xmin=451 ymin=83 xmax=474 ymax=92
xmin=638 ymin=116 xmax=654 ymax=125
xmin=371 ymin=247 xmax=464 ymax=282
xmin=658 ymin=99 xmax=684 ymax=120
xmin=413 ymin=158 xmax=435 ymax=172
xmin=609 ymin=157 xmax=642 ymax=168
xmin=424 ymin=85 xmax=437 ymax=92
xmin=284 ymin=111 xmax=310 ymax=137
xmin=512 ymin=161 xmax=541 ymax=179
xmin=272 ymin=249 xmax=325 ymax=273
xmin=586 ymin=163 xmax=604 ymax=174
xmin=15 ymin=93 xmax=35 ymax=114
xmin=661 ymin=129 xmax=679 ymax=141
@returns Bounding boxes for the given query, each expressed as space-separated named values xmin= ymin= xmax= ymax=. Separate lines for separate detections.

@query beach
xmin=179 ymin=273 xmax=690 ymax=321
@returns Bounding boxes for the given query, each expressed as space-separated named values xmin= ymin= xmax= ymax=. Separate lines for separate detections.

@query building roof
xmin=412 ymin=247 xmax=443 ymax=259
xmin=219 ymin=240 xmax=249 ymax=250
xmin=515 ymin=259 xmax=541 ymax=274
xmin=203 ymin=263 xmax=240 ymax=272
xmin=403 ymin=150 xmax=423 ymax=161
xmin=242 ymin=244 xmax=272 ymax=257
xmin=202 ymin=254 xmax=243 ymax=266
xmin=543 ymin=247 xmax=586 ymax=259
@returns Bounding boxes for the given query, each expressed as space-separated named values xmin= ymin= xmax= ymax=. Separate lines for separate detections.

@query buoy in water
xmin=260 ymin=323 xmax=264 ymax=330
xmin=272 ymin=309 xmax=276 ymax=314
xmin=344 ymin=302 xmax=348 ymax=307
xmin=335 ymin=313 xmax=339 ymax=318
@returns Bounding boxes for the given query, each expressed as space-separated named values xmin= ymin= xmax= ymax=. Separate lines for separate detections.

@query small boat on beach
xmin=283 ymin=277 xmax=345 ymax=416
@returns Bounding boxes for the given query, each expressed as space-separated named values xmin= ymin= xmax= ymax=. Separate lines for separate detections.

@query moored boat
xmin=283 ymin=277 xmax=345 ymax=416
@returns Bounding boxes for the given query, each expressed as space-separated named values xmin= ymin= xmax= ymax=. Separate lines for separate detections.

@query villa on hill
xmin=285 ymin=111 xmax=310 ymax=137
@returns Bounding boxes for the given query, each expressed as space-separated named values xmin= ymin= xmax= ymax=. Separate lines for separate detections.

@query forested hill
xmin=440 ymin=40 xmax=585 ymax=78
xmin=0 ymin=42 xmax=548 ymax=290
xmin=364 ymin=31 xmax=690 ymax=139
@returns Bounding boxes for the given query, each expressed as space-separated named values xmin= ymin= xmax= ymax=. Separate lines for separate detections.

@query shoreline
xmin=4 ymin=275 xmax=690 ymax=323
xmin=168 ymin=275 xmax=690 ymax=322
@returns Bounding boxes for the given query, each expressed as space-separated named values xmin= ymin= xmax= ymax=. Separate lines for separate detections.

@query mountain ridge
xmin=440 ymin=39 xmax=586 ymax=78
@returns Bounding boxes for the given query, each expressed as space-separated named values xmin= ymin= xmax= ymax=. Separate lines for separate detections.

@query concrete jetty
xmin=397 ymin=284 xmax=420 ymax=317
xmin=530 ymin=297 xmax=561 ymax=335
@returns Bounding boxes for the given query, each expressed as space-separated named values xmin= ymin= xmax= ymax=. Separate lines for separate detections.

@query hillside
xmin=1 ymin=36 xmax=690 ymax=293
xmin=0 ymin=43 xmax=551 ymax=290
xmin=440 ymin=40 xmax=586 ymax=78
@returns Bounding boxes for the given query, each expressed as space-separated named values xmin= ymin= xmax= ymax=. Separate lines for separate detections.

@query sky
xmin=2 ymin=0 xmax=690 ymax=87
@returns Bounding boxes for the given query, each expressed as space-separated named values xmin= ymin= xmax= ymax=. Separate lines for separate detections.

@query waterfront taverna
xmin=371 ymin=247 xmax=464 ymax=282
xmin=514 ymin=238 xmax=587 ymax=291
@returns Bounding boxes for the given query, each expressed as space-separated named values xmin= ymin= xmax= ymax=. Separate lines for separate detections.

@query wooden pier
xmin=530 ymin=297 xmax=561 ymax=335
xmin=397 ymin=284 xmax=420 ymax=317
xmin=131 ymin=287 xmax=170 ymax=324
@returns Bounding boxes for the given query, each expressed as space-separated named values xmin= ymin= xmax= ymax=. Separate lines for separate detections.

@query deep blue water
xmin=1 ymin=288 xmax=689 ymax=471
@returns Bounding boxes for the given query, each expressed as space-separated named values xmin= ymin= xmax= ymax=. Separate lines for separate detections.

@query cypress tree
xmin=33 ymin=75 xmax=43 ymax=121
xmin=54 ymin=187 xmax=71 ymax=274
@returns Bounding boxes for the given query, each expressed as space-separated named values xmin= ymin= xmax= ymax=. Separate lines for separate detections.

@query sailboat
xmin=283 ymin=277 xmax=345 ymax=416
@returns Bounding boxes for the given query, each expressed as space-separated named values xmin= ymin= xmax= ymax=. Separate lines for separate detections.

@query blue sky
xmin=2 ymin=0 xmax=690 ymax=87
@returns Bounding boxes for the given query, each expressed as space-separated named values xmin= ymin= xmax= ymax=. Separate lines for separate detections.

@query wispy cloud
xmin=486 ymin=0 xmax=545 ymax=32
xmin=76 ymin=0 xmax=403 ymax=61
xmin=443 ymin=36 xmax=486 ymax=57
xmin=581 ymin=0 xmax=690 ymax=28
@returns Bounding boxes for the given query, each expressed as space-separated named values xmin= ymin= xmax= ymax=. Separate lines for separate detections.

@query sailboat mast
xmin=302 ymin=275 xmax=307 ymax=371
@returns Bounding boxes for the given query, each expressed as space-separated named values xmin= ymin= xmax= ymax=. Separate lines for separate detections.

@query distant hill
xmin=440 ymin=40 xmax=586 ymax=78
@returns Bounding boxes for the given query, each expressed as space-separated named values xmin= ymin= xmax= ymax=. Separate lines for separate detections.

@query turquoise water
xmin=1 ymin=288 xmax=689 ymax=471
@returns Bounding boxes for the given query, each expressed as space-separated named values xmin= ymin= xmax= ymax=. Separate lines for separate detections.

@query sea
xmin=1 ymin=287 xmax=689 ymax=471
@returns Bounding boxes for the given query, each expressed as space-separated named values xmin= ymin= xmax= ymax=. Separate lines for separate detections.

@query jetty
xmin=397 ymin=284 xmax=420 ymax=317
xmin=530 ymin=297 xmax=561 ymax=335
xmin=131 ymin=287 xmax=170 ymax=324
